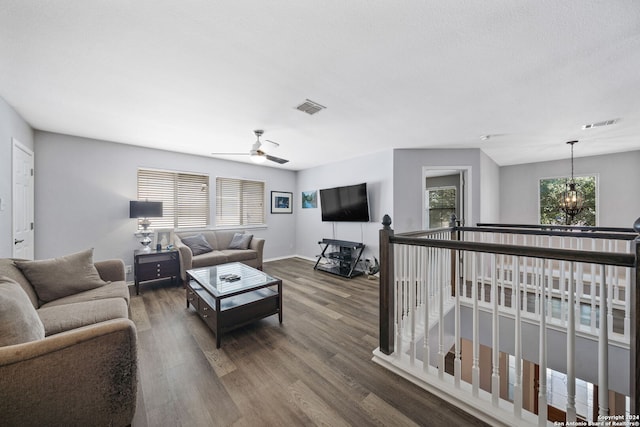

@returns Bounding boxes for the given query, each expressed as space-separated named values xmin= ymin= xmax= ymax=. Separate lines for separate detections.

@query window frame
xmin=215 ymin=176 xmax=266 ymax=228
xmin=538 ymin=173 xmax=599 ymax=226
xmin=425 ymin=185 xmax=457 ymax=229
xmin=137 ymin=168 xmax=210 ymax=230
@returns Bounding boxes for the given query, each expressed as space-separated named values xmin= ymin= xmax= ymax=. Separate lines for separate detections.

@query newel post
xmin=379 ymin=214 xmax=395 ymax=355
xmin=631 ymin=217 xmax=640 ymax=413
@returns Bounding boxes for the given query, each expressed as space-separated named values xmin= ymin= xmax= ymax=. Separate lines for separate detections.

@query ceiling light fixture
xmin=559 ymin=140 xmax=584 ymax=225
xmin=249 ymin=152 xmax=267 ymax=163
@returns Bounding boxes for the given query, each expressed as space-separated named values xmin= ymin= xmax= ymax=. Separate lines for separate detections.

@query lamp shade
xmin=129 ymin=201 xmax=163 ymax=218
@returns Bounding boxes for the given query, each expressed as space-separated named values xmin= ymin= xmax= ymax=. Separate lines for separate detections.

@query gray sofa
xmin=0 ymin=251 xmax=137 ymax=427
xmin=175 ymin=230 xmax=265 ymax=282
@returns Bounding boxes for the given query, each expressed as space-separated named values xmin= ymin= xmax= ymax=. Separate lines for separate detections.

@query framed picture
xmin=271 ymin=191 xmax=293 ymax=214
xmin=154 ymin=228 xmax=175 ymax=250
xmin=302 ymin=190 xmax=317 ymax=208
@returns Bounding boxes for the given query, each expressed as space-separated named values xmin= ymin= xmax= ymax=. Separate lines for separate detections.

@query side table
xmin=134 ymin=249 xmax=180 ymax=295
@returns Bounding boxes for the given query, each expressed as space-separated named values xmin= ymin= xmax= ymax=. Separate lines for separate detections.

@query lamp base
xmin=139 ymin=229 xmax=153 ymax=251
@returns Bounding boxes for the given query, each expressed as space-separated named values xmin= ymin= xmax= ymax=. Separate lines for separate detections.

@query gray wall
xmin=295 ymin=150 xmax=394 ymax=263
xmin=34 ymin=131 xmax=297 ymax=278
xmin=393 ymin=148 xmax=485 ymax=232
xmin=499 ymin=150 xmax=640 ymax=227
xmin=480 ymin=150 xmax=500 ymax=224
xmin=0 ymin=97 xmax=34 ymax=257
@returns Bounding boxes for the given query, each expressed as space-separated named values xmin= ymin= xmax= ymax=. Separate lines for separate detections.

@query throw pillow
xmin=14 ymin=248 xmax=107 ymax=303
xmin=181 ymin=234 xmax=214 ymax=256
xmin=0 ymin=276 xmax=45 ymax=346
xmin=228 ymin=233 xmax=253 ymax=250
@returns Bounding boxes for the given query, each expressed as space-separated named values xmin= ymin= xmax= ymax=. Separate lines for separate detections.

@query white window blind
xmin=137 ymin=169 xmax=209 ymax=229
xmin=215 ymin=177 xmax=265 ymax=226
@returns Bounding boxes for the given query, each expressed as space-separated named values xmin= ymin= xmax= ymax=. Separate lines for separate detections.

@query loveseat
xmin=0 ymin=249 xmax=137 ymax=427
xmin=174 ymin=230 xmax=265 ymax=282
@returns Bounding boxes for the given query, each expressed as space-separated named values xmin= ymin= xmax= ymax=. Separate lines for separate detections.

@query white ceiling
xmin=1 ymin=1 xmax=639 ymax=170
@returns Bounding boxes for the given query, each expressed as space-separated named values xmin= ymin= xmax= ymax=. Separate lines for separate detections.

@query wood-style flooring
xmin=130 ymin=257 xmax=487 ymax=427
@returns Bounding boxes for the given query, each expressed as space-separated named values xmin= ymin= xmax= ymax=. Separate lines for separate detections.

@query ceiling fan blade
xmin=211 ymin=152 xmax=250 ymax=155
xmin=266 ymin=154 xmax=289 ymax=164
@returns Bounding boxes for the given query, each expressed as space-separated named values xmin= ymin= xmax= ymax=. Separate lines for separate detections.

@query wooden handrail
xmin=389 ymin=235 xmax=635 ymax=267
xmin=464 ymin=226 xmax=637 ymax=241
xmin=477 ymin=222 xmax=635 ymax=234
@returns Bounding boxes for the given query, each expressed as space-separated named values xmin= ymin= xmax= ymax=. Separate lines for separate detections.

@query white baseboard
xmin=264 ymin=255 xmax=316 ymax=263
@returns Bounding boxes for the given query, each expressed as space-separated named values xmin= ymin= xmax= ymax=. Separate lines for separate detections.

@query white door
xmin=12 ymin=139 xmax=34 ymax=259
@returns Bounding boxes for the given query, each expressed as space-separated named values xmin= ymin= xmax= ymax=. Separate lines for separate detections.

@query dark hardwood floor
xmin=130 ymin=258 xmax=487 ymax=427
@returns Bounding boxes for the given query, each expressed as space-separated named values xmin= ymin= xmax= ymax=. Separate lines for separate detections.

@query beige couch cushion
xmin=220 ymin=249 xmax=257 ymax=264
xmin=14 ymin=249 xmax=107 ymax=303
xmin=37 ymin=298 xmax=129 ymax=336
xmin=39 ymin=280 xmax=130 ymax=308
xmin=191 ymin=250 xmax=229 ymax=268
xmin=0 ymin=277 xmax=45 ymax=346
xmin=0 ymin=258 xmax=39 ymax=308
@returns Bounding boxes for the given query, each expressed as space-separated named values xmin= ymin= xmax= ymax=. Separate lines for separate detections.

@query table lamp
xmin=129 ymin=200 xmax=163 ymax=250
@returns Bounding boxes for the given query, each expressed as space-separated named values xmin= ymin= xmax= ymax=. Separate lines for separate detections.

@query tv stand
xmin=314 ymin=239 xmax=365 ymax=278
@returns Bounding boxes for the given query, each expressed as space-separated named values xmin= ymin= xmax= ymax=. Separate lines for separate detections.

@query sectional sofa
xmin=0 ymin=249 xmax=137 ymax=427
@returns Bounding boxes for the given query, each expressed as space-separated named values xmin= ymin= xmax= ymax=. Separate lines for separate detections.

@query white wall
xmin=34 ymin=131 xmax=297 ymax=277
xmin=0 ymin=97 xmax=34 ymax=257
xmin=295 ymin=150 xmax=394 ymax=263
xmin=393 ymin=148 xmax=484 ymax=232
xmin=500 ymin=150 xmax=640 ymax=227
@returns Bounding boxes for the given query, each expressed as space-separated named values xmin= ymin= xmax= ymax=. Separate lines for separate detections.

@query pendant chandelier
xmin=559 ymin=140 xmax=584 ymax=225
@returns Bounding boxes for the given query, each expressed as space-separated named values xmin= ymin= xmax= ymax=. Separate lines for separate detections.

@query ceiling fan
xmin=211 ymin=130 xmax=289 ymax=164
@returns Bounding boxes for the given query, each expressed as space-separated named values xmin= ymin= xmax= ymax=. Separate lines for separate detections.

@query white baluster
xmin=566 ymin=262 xmax=577 ymax=422
xmin=491 ymin=254 xmax=500 ymax=406
xmin=409 ymin=246 xmax=416 ymax=365
xmin=395 ymin=244 xmax=403 ymax=357
xmin=547 ymin=237 xmax=553 ymax=321
xmin=560 ymin=237 xmax=567 ymax=327
xmin=625 ymin=241 xmax=631 ymax=338
xmin=590 ymin=239 xmax=597 ymax=331
xmin=598 ymin=266 xmax=609 ymax=417
xmin=454 ymin=249 xmax=461 ymax=387
xmin=472 ymin=251 xmax=480 ymax=397
xmin=607 ymin=242 xmax=614 ymax=336
xmin=513 ymin=257 xmax=523 ymax=419
xmin=423 ymin=247 xmax=430 ymax=371
xmin=438 ymin=247 xmax=445 ymax=379
xmin=538 ymin=260 xmax=548 ymax=427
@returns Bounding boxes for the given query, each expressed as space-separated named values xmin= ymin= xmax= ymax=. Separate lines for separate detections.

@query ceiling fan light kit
xmin=211 ymin=129 xmax=289 ymax=165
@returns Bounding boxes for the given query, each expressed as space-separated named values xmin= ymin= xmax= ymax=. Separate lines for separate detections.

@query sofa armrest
xmin=0 ymin=318 xmax=137 ymax=426
xmin=174 ymin=236 xmax=193 ymax=282
xmin=95 ymin=259 xmax=126 ymax=282
xmin=249 ymin=237 xmax=265 ymax=269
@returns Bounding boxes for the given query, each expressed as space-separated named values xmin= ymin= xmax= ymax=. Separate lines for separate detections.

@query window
xmin=137 ymin=168 xmax=209 ymax=229
xmin=215 ymin=177 xmax=265 ymax=227
xmin=539 ymin=176 xmax=597 ymax=226
xmin=426 ymin=186 xmax=456 ymax=229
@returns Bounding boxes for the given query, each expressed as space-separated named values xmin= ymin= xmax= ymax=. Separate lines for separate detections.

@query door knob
xmin=14 ymin=239 xmax=24 ymax=245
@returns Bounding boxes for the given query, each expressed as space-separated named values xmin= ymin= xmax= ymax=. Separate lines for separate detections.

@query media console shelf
xmin=314 ymin=238 xmax=365 ymax=278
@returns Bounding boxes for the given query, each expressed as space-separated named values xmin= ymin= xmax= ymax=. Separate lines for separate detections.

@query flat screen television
xmin=319 ymin=183 xmax=370 ymax=222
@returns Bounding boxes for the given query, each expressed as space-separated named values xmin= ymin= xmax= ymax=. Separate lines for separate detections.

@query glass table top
xmin=187 ymin=262 xmax=279 ymax=297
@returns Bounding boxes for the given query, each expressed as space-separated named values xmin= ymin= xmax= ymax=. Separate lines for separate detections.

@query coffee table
xmin=186 ymin=262 xmax=282 ymax=348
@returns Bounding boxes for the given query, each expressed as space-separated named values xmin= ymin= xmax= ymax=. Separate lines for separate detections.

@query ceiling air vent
xmin=296 ymin=99 xmax=326 ymax=115
xmin=581 ymin=118 xmax=618 ymax=130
